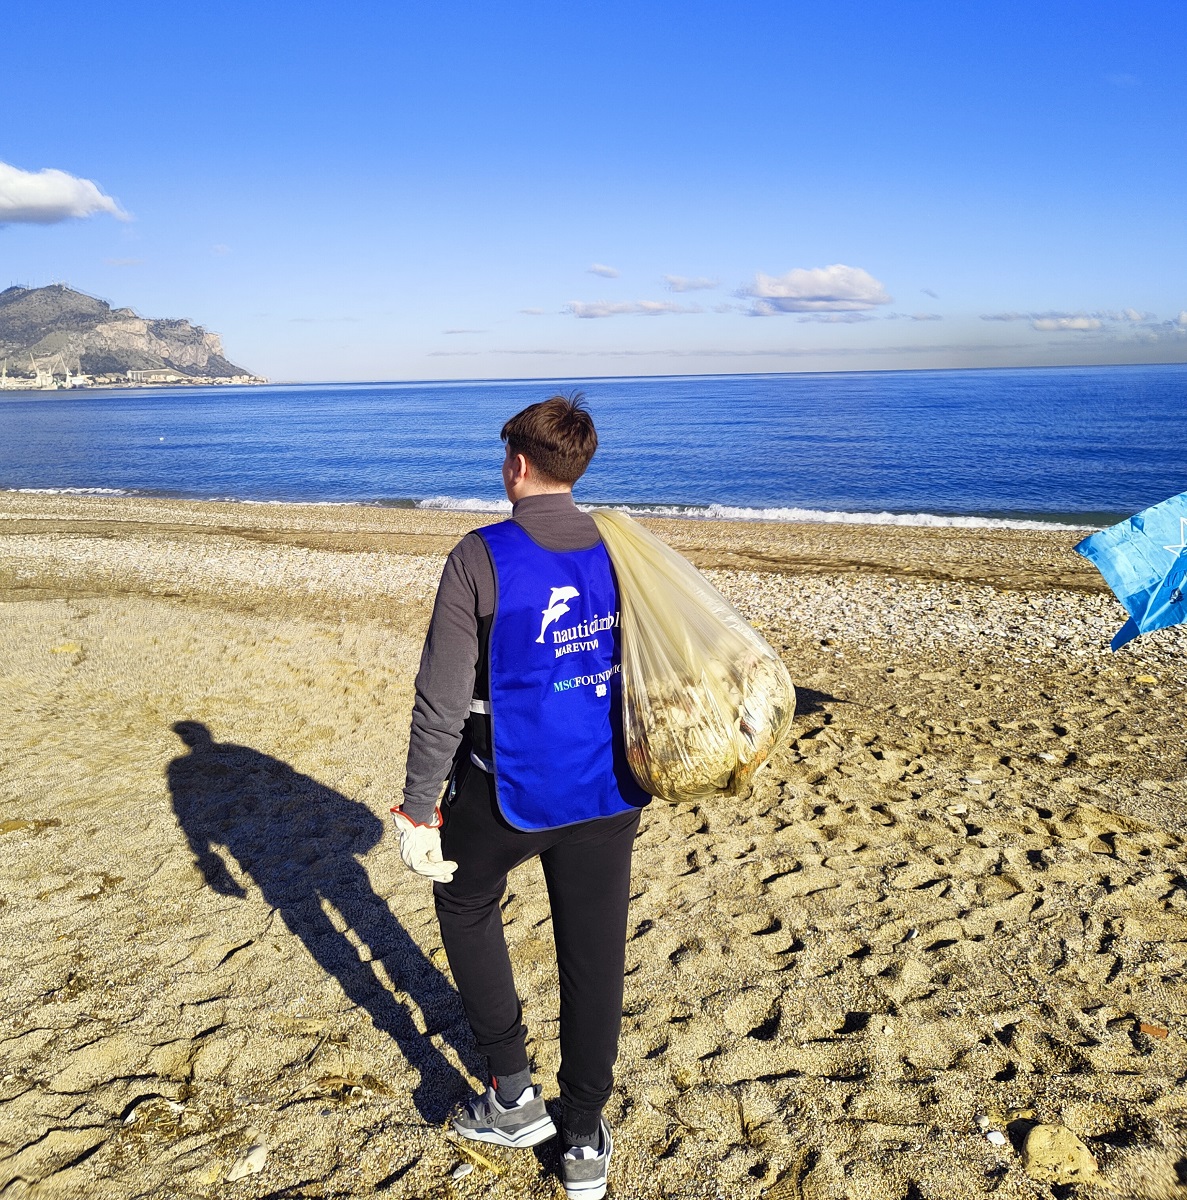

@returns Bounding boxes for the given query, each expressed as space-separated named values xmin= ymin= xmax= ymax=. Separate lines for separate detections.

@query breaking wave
xmin=415 ymin=496 xmax=513 ymax=514
xmin=5 ymin=489 xmax=1099 ymax=530
xmin=414 ymin=495 xmax=1095 ymax=530
xmin=12 ymin=486 xmax=132 ymax=496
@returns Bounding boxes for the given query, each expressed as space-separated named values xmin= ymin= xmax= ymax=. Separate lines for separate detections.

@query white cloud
xmin=519 ymin=307 xmax=546 ymax=315
xmin=566 ymin=299 xmax=701 ymax=318
xmin=587 ymin=263 xmax=620 ymax=278
xmin=443 ymin=328 xmax=485 ymax=334
xmin=1153 ymin=312 xmax=1187 ymax=336
xmin=921 ymin=287 xmax=939 ymax=299
xmin=1124 ymin=314 xmax=1187 ymax=341
xmin=1033 ymin=317 xmax=1102 ymax=331
xmin=982 ymin=309 xmax=1154 ymax=328
xmin=1125 ymin=313 xmax=1185 ymax=334
xmin=636 ymin=300 xmax=700 ymax=315
xmin=982 ymin=310 xmax=1089 ymax=323
xmin=886 ymin=311 xmax=943 ymax=321
xmin=0 ymin=161 xmax=127 ymax=224
xmin=797 ymin=312 xmax=875 ymax=324
xmin=1106 ymin=72 xmax=1139 ymax=87
xmin=740 ymin=263 xmax=891 ymax=313
xmin=665 ymin=275 xmax=719 ymax=292
xmin=104 ymin=257 xmax=143 ymax=267
xmin=983 ymin=307 xmax=1187 ymax=343
xmin=567 ymin=301 xmax=635 ymax=318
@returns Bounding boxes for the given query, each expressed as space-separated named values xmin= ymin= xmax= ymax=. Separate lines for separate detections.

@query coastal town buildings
xmin=0 ymin=359 xmax=266 ymax=389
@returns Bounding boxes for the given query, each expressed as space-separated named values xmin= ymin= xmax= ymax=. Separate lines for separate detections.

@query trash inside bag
xmin=590 ymin=508 xmax=795 ymax=802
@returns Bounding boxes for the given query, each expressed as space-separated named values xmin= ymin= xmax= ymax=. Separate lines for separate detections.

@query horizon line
xmin=260 ymin=357 xmax=1187 ymax=388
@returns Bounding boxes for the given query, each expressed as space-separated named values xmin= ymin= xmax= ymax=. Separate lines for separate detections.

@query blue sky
xmin=3 ymin=1 xmax=1185 ymax=380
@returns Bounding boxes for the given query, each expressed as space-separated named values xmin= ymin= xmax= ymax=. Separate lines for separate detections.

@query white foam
xmin=415 ymin=496 xmax=513 ymax=514
xmin=11 ymin=486 xmax=130 ymax=496
xmin=601 ymin=502 xmax=1096 ymax=531
xmin=413 ymin=494 xmax=1094 ymax=529
xmin=3 ymin=487 xmax=1099 ymax=530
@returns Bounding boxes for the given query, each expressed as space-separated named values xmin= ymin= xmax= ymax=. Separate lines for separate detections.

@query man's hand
xmin=391 ymin=809 xmax=458 ymax=883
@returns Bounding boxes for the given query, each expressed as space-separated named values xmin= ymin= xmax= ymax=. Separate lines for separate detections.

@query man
xmin=391 ymin=394 xmax=649 ymax=1199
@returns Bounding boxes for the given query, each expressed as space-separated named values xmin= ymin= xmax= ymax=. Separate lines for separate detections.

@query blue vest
xmin=477 ymin=519 xmax=649 ymax=831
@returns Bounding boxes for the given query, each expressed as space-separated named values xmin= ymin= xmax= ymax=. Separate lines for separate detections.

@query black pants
xmin=433 ymin=762 xmax=641 ymax=1128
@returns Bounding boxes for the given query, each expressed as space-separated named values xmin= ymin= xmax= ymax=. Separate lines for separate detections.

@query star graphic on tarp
xmin=1165 ymin=518 xmax=1187 ymax=557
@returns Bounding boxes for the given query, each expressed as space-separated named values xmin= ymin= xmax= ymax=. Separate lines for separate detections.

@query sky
xmin=3 ymin=1 xmax=1186 ymax=381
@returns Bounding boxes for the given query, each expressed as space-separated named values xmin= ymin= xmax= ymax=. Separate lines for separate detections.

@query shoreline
xmin=2 ymin=486 xmax=1107 ymax=533
xmin=0 ymin=380 xmax=267 ymax=393
xmin=0 ymin=489 xmax=1110 ymax=592
xmin=1 ymin=490 xmax=1184 ymax=1199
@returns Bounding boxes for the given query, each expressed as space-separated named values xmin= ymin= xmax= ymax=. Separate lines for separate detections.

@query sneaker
xmin=561 ymin=1118 xmax=612 ymax=1199
xmin=452 ymin=1084 xmax=557 ymax=1149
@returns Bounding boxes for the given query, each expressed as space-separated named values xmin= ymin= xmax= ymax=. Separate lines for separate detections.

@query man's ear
xmin=512 ymin=452 xmax=530 ymax=482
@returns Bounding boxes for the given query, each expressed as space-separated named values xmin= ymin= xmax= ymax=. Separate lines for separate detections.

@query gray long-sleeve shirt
xmin=400 ymin=491 xmax=601 ymax=823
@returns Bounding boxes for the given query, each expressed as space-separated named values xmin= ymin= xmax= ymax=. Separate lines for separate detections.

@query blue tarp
xmin=1075 ymin=490 xmax=1187 ymax=650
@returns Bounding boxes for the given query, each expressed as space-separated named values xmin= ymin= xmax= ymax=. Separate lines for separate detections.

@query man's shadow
xmin=167 ymin=720 xmax=481 ymax=1121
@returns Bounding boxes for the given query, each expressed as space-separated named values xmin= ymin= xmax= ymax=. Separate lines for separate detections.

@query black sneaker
xmin=561 ymin=1118 xmax=612 ymax=1199
xmin=452 ymin=1084 xmax=557 ymax=1149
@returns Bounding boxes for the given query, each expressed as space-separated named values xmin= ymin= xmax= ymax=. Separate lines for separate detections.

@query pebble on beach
xmin=1021 ymin=1124 xmax=1098 ymax=1182
xmin=226 ymin=1143 xmax=268 ymax=1182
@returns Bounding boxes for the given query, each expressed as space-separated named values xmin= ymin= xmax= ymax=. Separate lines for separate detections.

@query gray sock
xmin=493 ymin=1067 xmax=533 ymax=1105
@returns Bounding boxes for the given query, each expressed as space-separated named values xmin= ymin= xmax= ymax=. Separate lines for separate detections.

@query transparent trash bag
xmin=590 ymin=508 xmax=796 ymax=802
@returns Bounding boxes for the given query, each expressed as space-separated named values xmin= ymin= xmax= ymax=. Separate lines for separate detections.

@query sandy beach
xmin=1 ymin=491 xmax=1184 ymax=1200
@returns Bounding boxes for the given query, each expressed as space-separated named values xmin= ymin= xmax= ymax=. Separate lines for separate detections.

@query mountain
xmin=0 ymin=284 xmax=258 ymax=382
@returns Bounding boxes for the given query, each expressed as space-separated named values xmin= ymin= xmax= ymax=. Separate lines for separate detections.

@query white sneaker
xmin=451 ymin=1084 xmax=557 ymax=1149
xmin=562 ymin=1118 xmax=612 ymax=1199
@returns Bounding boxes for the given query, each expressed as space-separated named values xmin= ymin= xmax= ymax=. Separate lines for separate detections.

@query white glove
xmin=391 ymin=809 xmax=457 ymax=883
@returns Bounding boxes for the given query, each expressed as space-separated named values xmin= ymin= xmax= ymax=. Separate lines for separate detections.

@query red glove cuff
xmin=391 ymin=806 xmax=443 ymax=829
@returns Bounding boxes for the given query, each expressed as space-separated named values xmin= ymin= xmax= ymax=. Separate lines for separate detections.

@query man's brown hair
xmin=501 ymin=392 xmax=598 ymax=485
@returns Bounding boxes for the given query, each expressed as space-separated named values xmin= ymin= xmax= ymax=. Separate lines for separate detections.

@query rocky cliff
xmin=0 ymin=284 xmax=254 ymax=379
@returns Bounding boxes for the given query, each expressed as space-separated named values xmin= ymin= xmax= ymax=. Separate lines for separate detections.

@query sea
xmin=2 ymin=365 xmax=1185 ymax=530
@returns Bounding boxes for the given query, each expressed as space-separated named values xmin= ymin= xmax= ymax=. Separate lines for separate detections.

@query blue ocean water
xmin=2 ymin=365 xmax=1185 ymax=528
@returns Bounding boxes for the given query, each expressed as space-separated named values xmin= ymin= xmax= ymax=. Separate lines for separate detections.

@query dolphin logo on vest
xmin=536 ymin=586 xmax=580 ymax=644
